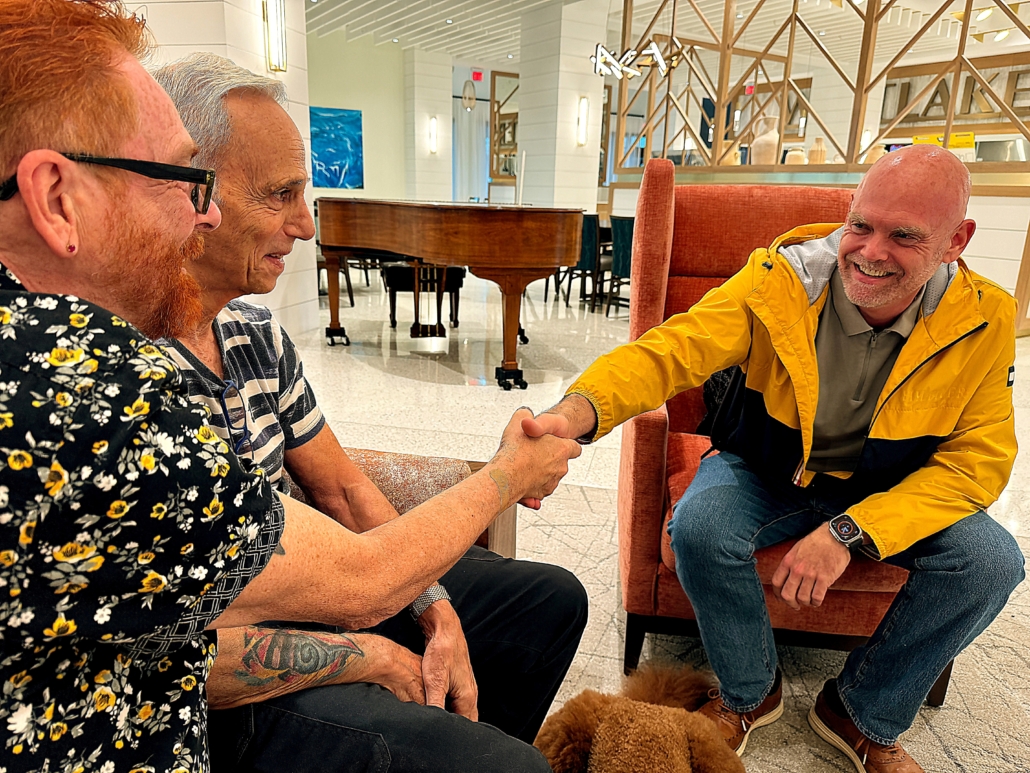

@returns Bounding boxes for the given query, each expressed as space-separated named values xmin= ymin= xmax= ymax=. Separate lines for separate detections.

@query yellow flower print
xmin=179 ymin=675 xmax=197 ymax=691
xmin=0 ymin=306 xmax=12 ymax=324
xmin=129 ymin=766 xmax=155 ymax=773
xmin=157 ymin=657 xmax=172 ymax=673
xmin=75 ymin=378 xmax=95 ymax=394
xmin=138 ymin=345 xmax=162 ymax=358
xmin=137 ymin=551 xmax=155 ymax=565
xmin=139 ymin=453 xmax=156 ymax=471
xmin=81 ymin=555 xmax=105 ymax=572
xmin=139 ymin=571 xmax=167 ymax=593
xmin=44 ymin=614 xmax=77 ymax=639
xmin=43 ymin=703 xmax=55 ymax=722
xmin=149 ymin=503 xmax=167 ymax=520
xmin=211 ymin=461 xmax=230 ymax=478
xmin=44 ymin=461 xmax=68 ymax=496
xmin=53 ymin=542 xmax=96 ymax=563
xmin=8 ymin=450 xmax=33 ymax=470
xmin=111 ymin=316 xmax=127 ymax=327
xmin=137 ymin=703 xmax=154 ymax=721
xmin=80 ymin=358 xmax=99 ymax=374
xmin=54 ymin=392 xmax=73 ymax=407
xmin=196 ymin=425 xmax=219 ymax=445
xmin=92 ymin=440 xmax=108 ymax=454
xmin=124 ymin=397 xmax=150 ymax=418
xmin=19 ymin=521 xmax=35 ymax=545
xmin=0 ymin=550 xmax=17 ymax=567
xmin=93 ymin=686 xmax=116 ymax=712
xmin=107 ymin=500 xmax=131 ymax=519
xmin=69 ymin=313 xmax=90 ymax=328
xmin=55 ymin=582 xmax=87 ymax=595
xmin=226 ymin=543 xmax=240 ymax=558
xmin=94 ymin=669 xmax=113 ymax=684
xmin=49 ymin=722 xmax=68 ymax=741
xmin=180 ymin=543 xmax=193 ymax=555
xmin=46 ymin=347 xmax=85 ymax=367
xmin=203 ymin=495 xmax=224 ymax=521
xmin=8 ymin=670 xmax=31 ymax=688
xmin=0 ymin=412 xmax=12 ymax=429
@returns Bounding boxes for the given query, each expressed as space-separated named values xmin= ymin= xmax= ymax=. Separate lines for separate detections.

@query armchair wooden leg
xmin=624 ymin=613 xmax=648 ymax=675
xmin=926 ymin=660 xmax=954 ymax=707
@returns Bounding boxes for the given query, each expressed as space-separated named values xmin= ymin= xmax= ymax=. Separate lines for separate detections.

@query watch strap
xmin=408 ymin=583 xmax=451 ymax=620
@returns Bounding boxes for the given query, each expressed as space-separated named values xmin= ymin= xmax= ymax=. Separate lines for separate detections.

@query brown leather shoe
xmin=697 ymin=671 xmax=783 ymax=756
xmin=808 ymin=682 xmax=924 ymax=772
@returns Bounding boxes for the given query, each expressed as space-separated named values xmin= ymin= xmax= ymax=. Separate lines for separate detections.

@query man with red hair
xmin=0 ymin=3 xmax=580 ymax=772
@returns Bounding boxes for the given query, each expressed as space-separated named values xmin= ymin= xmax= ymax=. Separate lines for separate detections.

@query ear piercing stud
xmin=67 ymin=244 xmax=76 ymax=253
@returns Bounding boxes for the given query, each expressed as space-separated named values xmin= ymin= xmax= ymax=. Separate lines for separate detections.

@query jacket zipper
xmin=867 ymin=321 xmax=988 ymax=432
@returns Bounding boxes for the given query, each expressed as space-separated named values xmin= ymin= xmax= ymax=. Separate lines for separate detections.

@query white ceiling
xmin=304 ymin=0 xmax=1030 ymax=68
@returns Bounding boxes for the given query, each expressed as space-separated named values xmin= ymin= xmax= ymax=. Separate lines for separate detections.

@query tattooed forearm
xmin=234 ymin=627 xmax=364 ymax=688
xmin=489 ymin=468 xmax=511 ymax=508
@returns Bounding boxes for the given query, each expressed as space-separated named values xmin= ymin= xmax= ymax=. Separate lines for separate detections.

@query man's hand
xmin=359 ymin=635 xmax=426 ymax=705
xmin=417 ymin=600 xmax=478 ymax=720
xmin=490 ymin=408 xmax=582 ymax=509
xmin=521 ymin=393 xmax=597 ymax=442
xmin=771 ymin=524 xmax=851 ymax=610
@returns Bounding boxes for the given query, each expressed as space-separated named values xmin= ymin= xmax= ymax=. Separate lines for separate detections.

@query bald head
xmin=856 ymin=144 xmax=971 ymax=230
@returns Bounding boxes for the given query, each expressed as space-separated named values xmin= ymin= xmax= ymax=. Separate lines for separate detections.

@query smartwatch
xmin=828 ymin=514 xmax=864 ymax=550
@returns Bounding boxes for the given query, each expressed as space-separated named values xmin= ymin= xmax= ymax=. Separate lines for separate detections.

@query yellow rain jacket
xmin=568 ymin=224 xmax=1017 ymax=559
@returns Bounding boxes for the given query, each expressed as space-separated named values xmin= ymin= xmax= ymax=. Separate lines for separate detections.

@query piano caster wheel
xmin=500 ymin=380 xmax=513 ymax=391
xmin=390 ymin=321 xmax=397 ymax=329
xmin=495 ymin=366 xmax=524 ymax=391
xmin=515 ymin=378 xmax=528 ymax=390
xmin=325 ymin=327 xmax=350 ymax=347
xmin=517 ymin=325 xmax=529 ymax=345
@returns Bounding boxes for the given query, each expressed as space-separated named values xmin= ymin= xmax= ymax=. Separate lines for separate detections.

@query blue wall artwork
xmin=310 ymin=106 xmax=364 ymax=189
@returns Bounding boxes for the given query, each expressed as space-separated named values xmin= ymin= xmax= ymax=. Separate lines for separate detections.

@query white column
xmin=127 ymin=0 xmax=318 ymax=335
xmin=517 ymin=0 xmax=607 ymax=212
xmin=404 ymin=49 xmax=453 ymax=202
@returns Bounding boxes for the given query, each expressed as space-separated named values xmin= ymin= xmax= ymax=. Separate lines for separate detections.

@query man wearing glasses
xmin=153 ymin=54 xmax=589 ymax=773
xmin=0 ymin=4 xmax=581 ymax=773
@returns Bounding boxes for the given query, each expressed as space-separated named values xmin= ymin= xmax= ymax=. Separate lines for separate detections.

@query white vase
xmin=749 ymin=116 xmax=779 ymax=166
xmin=785 ymin=147 xmax=806 ymax=165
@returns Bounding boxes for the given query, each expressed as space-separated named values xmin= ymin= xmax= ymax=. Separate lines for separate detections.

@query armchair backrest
xmin=577 ymin=213 xmax=600 ymax=271
xmin=628 ymin=158 xmax=853 ymax=435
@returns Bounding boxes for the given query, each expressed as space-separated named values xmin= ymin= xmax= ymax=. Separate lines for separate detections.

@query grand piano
xmin=316 ymin=199 xmax=583 ymax=389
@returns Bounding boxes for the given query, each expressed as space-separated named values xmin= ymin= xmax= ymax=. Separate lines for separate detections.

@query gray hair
xmin=152 ymin=53 xmax=287 ymax=170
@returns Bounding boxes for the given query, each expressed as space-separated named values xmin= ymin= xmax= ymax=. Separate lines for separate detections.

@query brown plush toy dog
xmin=535 ymin=665 xmax=746 ymax=773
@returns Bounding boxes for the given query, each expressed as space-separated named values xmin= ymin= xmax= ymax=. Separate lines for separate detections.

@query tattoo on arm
xmin=234 ymin=627 xmax=364 ymax=687
xmin=489 ymin=468 xmax=511 ymax=508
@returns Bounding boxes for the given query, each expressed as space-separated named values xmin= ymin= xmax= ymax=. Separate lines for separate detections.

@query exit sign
xmin=472 ymin=70 xmax=483 ymax=82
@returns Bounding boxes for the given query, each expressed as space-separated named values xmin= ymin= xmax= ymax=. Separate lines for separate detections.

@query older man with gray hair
xmin=152 ymin=54 xmax=588 ymax=773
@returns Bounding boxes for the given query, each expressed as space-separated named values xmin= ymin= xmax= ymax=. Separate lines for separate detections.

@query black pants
xmin=208 ymin=547 xmax=588 ymax=772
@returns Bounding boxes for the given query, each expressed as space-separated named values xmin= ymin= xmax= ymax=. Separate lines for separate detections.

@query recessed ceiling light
xmin=392 ymin=38 xmax=399 ymax=43
xmin=736 ymin=12 xmax=743 ymax=17
xmin=446 ymin=18 xmax=453 ymax=23
xmin=996 ymin=27 xmax=1011 ymax=40
xmin=818 ymin=29 xmax=826 ymax=35
xmin=976 ymin=8 xmax=993 ymax=21
xmin=507 ymin=54 xmax=514 ymax=59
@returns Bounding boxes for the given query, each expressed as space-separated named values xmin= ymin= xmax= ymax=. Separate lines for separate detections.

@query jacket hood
xmin=775 ymin=225 xmax=957 ymax=316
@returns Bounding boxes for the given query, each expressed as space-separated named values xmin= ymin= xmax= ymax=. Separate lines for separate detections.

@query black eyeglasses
xmin=219 ymin=380 xmax=251 ymax=455
xmin=0 ymin=153 xmax=216 ymax=215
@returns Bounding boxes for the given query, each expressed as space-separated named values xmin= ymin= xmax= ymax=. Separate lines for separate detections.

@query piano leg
xmin=322 ymin=248 xmax=350 ymax=346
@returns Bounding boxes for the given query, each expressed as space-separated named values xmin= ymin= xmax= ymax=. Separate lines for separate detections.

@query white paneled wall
xmin=404 ymin=49 xmax=453 ymax=202
xmin=130 ymin=0 xmax=319 ymax=334
xmin=518 ymin=0 xmax=607 ymax=213
xmin=964 ymin=197 xmax=1030 ymax=294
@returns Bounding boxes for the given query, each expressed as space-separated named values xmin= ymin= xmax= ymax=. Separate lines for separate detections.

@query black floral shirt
xmin=0 ymin=266 xmax=284 ymax=772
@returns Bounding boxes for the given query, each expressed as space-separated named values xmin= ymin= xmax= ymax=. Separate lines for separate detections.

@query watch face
xmin=831 ymin=515 xmax=861 ymax=544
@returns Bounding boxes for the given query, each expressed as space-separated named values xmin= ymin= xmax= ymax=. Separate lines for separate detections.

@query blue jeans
xmin=668 ymin=451 xmax=1025 ymax=745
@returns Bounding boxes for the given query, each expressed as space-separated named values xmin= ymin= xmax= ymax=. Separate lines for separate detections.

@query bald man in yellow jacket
xmin=526 ymin=145 xmax=1024 ymax=773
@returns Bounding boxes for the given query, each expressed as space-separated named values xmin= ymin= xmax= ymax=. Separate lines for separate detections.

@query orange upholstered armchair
xmin=618 ymin=159 xmax=953 ymax=705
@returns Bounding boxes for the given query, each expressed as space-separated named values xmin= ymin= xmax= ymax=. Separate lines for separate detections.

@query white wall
xmin=307 ymin=31 xmax=406 ymax=200
xmin=404 ymin=49 xmax=453 ymax=201
xmin=131 ymin=0 xmax=318 ymax=334
xmin=964 ymin=197 xmax=1030 ymax=294
xmin=518 ymin=0 xmax=607 ymax=212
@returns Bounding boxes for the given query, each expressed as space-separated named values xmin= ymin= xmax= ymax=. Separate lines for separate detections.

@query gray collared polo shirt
xmin=807 ymin=268 xmax=924 ymax=473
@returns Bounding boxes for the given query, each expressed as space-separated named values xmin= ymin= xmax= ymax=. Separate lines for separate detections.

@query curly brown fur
xmin=620 ymin=663 xmax=717 ymax=711
xmin=534 ymin=690 xmax=613 ymax=773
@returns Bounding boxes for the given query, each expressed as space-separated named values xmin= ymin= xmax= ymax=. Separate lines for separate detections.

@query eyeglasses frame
xmin=219 ymin=379 xmax=252 ymax=456
xmin=0 ymin=153 xmax=216 ymax=215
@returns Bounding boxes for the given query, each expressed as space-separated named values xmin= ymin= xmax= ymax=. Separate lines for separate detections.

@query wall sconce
xmin=577 ymin=96 xmax=589 ymax=146
xmin=263 ymin=0 xmax=287 ymax=73
xmin=461 ymin=80 xmax=476 ymax=112
xmin=429 ymin=116 xmax=438 ymax=154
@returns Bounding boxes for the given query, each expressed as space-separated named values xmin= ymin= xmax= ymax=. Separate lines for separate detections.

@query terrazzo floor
xmin=292 ymin=271 xmax=1030 ymax=772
